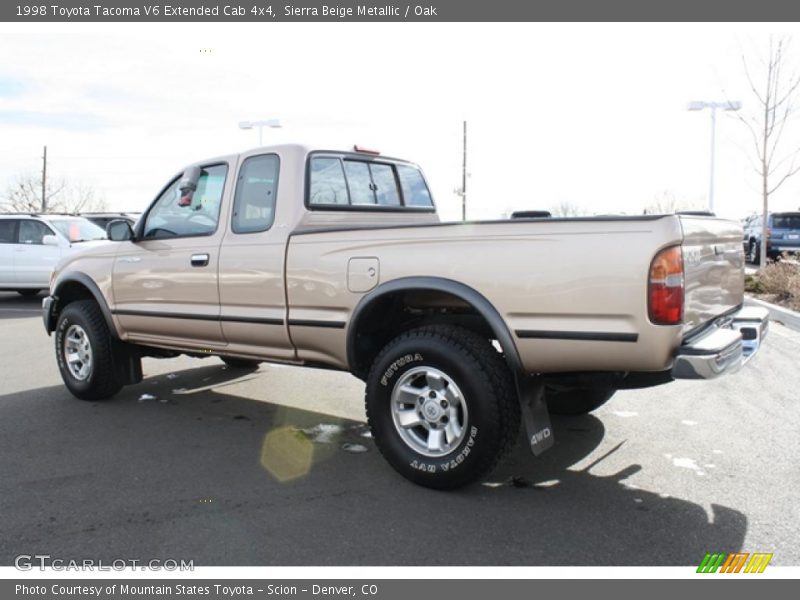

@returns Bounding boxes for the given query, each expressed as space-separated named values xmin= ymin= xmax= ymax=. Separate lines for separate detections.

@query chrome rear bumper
xmin=671 ymin=306 xmax=769 ymax=380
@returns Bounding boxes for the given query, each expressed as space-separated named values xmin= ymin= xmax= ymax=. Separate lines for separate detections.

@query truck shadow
xmin=0 ymin=362 xmax=746 ymax=566
xmin=0 ymin=291 xmax=44 ymax=320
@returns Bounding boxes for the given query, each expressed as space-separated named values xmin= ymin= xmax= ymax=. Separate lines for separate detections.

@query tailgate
xmin=680 ymin=216 xmax=745 ymax=334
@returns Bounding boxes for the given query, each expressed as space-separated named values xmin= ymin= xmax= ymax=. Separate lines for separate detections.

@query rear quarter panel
xmin=286 ymin=216 xmax=688 ymax=373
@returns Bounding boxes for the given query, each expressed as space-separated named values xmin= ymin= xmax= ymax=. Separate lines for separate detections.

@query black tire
xmin=365 ymin=325 xmax=520 ymax=490
xmin=220 ymin=357 xmax=262 ymax=370
xmin=748 ymin=240 xmax=760 ymax=265
xmin=55 ymin=300 xmax=122 ymax=401
xmin=546 ymin=387 xmax=615 ymax=416
xmin=16 ymin=289 xmax=41 ymax=297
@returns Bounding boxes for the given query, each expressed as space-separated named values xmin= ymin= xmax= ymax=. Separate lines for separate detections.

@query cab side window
xmin=18 ymin=220 xmax=53 ymax=244
xmin=0 ymin=220 xmax=17 ymax=243
xmin=231 ymin=155 xmax=279 ymax=234
xmin=143 ymin=164 xmax=228 ymax=239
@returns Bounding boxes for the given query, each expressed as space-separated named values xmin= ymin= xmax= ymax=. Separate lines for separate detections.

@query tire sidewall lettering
xmin=418 ymin=425 xmax=479 ymax=473
xmin=380 ymin=353 xmax=423 ymax=386
xmin=55 ymin=316 xmax=72 ymax=376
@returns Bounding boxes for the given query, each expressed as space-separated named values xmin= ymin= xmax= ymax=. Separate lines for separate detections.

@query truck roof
xmin=184 ymin=143 xmax=420 ymax=171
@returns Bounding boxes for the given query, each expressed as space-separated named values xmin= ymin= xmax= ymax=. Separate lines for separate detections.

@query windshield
xmin=50 ymin=219 xmax=107 ymax=242
xmin=772 ymin=214 xmax=800 ymax=230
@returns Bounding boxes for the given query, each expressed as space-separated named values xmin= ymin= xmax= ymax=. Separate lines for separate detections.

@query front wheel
xmin=365 ymin=325 xmax=520 ymax=490
xmin=546 ymin=387 xmax=615 ymax=416
xmin=55 ymin=300 xmax=122 ymax=400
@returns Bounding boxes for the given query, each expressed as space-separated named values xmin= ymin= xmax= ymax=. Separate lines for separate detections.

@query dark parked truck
xmin=743 ymin=211 xmax=800 ymax=263
xmin=42 ymin=144 xmax=769 ymax=489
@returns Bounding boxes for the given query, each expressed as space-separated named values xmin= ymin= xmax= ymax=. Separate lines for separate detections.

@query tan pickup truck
xmin=42 ymin=143 xmax=769 ymax=489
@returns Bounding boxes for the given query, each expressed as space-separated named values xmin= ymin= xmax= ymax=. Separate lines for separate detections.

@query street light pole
xmin=41 ymin=145 xmax=47 ymax=213
xmin=709 ymin=105 xmax=716 ymax=213
xmin=238 ymin=118 xmax=282 ymax=145
xmin=687 ymin=100 xmax=742 ymax=213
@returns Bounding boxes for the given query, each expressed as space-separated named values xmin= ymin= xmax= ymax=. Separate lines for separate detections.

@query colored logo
xmin=697 ymin=552 xmax=773 ymax=573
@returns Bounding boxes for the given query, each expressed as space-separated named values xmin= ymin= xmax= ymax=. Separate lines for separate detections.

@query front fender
xmin=45 ymin=271 xmax=119 ymax=338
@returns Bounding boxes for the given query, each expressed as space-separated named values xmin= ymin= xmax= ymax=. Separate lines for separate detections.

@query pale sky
xmin=2 ymin=22 xmax=800 ymax=221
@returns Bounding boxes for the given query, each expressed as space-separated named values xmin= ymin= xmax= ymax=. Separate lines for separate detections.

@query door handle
xmin=191 ymin=253 xmax=210 ymax=267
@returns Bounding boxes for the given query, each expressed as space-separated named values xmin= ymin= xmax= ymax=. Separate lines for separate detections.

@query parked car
xmin=742 ymin=211 xmax=800 ymax=263
xmin=79 ymin=212 xmax=140 ymax=231
xmin=510 ymin=210 xmax=552 ymax=218
xmin=42 ymin=144 xmax=768 ymax=489
xmin=0 ymin=214 xmax=107 ymax=296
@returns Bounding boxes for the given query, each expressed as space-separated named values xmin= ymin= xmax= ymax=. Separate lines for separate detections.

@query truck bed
xmin=286 ymin=214 xmax=744 ymax=374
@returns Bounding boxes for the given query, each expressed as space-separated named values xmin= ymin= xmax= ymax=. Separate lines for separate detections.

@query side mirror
xmin=107 ymin=219 xmax=135 ymax=242
xmin=42 ymin=234 xmax=59 ymax=246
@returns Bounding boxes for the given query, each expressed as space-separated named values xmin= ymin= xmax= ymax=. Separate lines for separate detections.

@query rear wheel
xmin=365 ymin=325 xmax=520 ymax=490
xmin=16 ymin=289 xmax=41 ymax=297
xmin=55 ymin=300 xmax=122 ymax=400
xmin=546 ymin=387 xmax=615 ymax=416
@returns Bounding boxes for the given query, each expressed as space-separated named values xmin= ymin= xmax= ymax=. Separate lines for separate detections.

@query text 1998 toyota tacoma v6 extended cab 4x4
xmin=43 ymin=144 xmax=769 ymax=489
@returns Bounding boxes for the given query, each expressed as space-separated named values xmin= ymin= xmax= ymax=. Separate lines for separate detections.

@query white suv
xmin=0 ymin=214 xmax=107 ymax=296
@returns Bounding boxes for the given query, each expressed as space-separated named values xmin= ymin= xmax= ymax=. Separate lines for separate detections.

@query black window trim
xmin=138 ymin=161 xmax=229 ymax=241
xmin=230 ymin=153 xmax=281 ymax=235
xmin=305 ymin=150 xmax=436 ymax=213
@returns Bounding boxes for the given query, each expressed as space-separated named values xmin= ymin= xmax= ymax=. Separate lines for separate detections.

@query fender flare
xmin=49 ymin=271 xmax=119 ymax=338
xmin=346 ymin=276 xmax=523 ymax=375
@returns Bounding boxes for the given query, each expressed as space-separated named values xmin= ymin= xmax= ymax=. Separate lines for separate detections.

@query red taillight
xmin=353 ymin=144 xmax=381 ymax=155
xmin=648 ymin=245 xmax=684 ymax=325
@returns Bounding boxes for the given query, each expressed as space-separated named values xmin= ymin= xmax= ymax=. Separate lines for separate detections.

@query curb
xmin=745 ymin=295 xmax=800 ymax=332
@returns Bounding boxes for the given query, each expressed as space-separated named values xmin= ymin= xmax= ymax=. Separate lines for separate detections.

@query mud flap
xmin=111 ymin=339 xmax=142 ymax=386
xmin=517 ymin=376 xmax=554 ymax=456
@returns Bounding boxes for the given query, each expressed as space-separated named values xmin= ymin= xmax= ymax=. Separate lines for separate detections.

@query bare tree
xmin=549 ymin=200 xmax=585 ymax=217
xmin=1 ymin=172 xmax=106 ymax=214
xmin=643 ymin=190 xmax=701 ymax=215
xmin=57 ymin=181 xmax=107 ymax=214
xmin=737 ymin=36 xmax=800 ymax=268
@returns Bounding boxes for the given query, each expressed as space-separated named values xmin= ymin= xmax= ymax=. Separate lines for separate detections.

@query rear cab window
xmin=772 ymin=214 xmax=800 ymax=229
xmin=307 ymin=152 xmax=434 ymax=210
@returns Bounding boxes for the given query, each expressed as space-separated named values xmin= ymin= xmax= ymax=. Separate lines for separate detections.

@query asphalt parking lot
xmin=0 ymin=291 xmax=798 ymax=566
